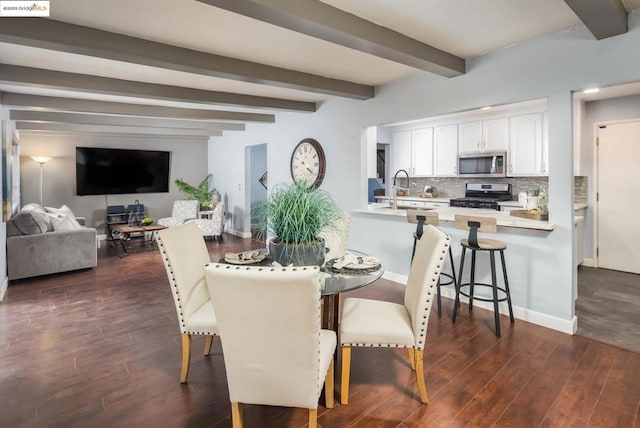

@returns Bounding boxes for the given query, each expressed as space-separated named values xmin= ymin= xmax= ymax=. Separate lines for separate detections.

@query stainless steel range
xmin=449 ymin=183 xmax=513 ymax=210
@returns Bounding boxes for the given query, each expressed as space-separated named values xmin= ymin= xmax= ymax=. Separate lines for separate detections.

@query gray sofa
xmin=6 ymin=204 xmax=97 ymax=280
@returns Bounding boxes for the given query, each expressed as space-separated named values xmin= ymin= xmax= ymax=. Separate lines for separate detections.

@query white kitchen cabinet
xmin=458 ymin=118 xmax=508 ymax=153
xmin=412 ymin=128 xmax=434 ymax=176
xmin=434 ymin=124 xmax=458 ymax=176
xmin=392 ymin=128 xmax=433 ymax=176
xmin=392 ymin=130 xmax=412 ymax=173
xmin=542 ymin=112 xmax=549 ymax=175
xmin=509 ymin=112 xmax=543 ymax=176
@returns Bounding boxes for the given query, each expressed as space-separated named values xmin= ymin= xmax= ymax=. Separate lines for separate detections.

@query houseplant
xmin=254 ymin=180 xmax=340 ymax=266
xmin=175 ymin=174 xmax=220 ymax=209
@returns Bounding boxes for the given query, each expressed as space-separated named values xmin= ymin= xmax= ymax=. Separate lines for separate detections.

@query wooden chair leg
xmin=180 ymin=333 xmax=192 ymax=383
xmin=340 ymin=345 xmax=351 ymax=405
xmin=325 ymin=358 xmax=334 ymax=409
xmin=408 ymin=348 xmax=416 ymax=370
xmin=414 ymin=350 xmax=428 ymax=404
xmin=204 ymin=335 xmax=214 ymax=356
xmin=231 ymin=402 xmax=243 ymax=428
xmin=308 ymin=408 xmax=318 ymax=428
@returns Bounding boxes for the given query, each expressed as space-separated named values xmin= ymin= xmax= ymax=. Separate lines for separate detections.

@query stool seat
xmin=461 ymin=238 xmax=506 ymax=250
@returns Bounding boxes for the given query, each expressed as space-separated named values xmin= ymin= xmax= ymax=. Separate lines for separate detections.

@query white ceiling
xmin=2 ymin=0 xmax=640 ymax=122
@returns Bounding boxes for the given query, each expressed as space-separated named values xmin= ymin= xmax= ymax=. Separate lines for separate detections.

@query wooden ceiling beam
xmin=0 ymin=92 xmax=275 ymax=123
xmin=197 ymin=0 xmax=465 ymax=77
xmin=0 ymin=18 xmax=373 ymax=100
xmin=15 ymin=121 xmax=223 ymax=137
xmin=10 ymin=110 xmax=245 ymax=131
xmin=564 ymin=0 xmax=628 ymax=39
xmin=0 ymin=64 xmax=315 ymax=112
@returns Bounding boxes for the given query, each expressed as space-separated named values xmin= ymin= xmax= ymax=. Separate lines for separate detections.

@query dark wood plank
xmin=1 ymin=234 xmax=639 ymax=427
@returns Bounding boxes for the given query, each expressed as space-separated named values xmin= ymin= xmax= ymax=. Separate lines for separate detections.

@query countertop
xmin=375 ymin=196 xmax=587 ymax=211
xmin=356 ymin=204 xmax=554 ymax=231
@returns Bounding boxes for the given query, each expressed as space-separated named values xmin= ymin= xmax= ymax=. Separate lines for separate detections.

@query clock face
xmin=290 ymin=138 xmax=326 ymax=188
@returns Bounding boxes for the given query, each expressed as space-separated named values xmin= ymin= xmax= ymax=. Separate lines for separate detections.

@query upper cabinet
xmin=509 ymin=112 xmax=544 ymax=176
xmin=434 ymin=124 xmax=458 ymax=176
xmin=459 ymin=118 xmax=508 ymax=153
xmin=386 ymin=99 xmax=548 ymax=178
xmin=392 ymin=128 xmax=434 ymax=176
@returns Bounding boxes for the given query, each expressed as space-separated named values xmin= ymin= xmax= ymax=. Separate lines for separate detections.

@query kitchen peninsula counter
xmin=349 ymin=204 xmax=576 ymax=335
xmin=356 ymin=204 xmax=554 ymax=231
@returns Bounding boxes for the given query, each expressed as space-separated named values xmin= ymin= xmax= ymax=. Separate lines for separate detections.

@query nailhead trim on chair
xmin=157 ymin=236 xmax=216 ymax=336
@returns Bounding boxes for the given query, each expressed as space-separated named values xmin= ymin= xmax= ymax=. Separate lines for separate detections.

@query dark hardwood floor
xmin=576 ymin=266 xmax=640 ymax=354
xmin=2 ymin=234 xmax=640 ymax=427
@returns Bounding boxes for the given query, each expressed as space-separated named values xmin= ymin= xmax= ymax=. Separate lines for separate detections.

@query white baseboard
xmin=383 ymin=271 xmax=576 ymax=335
xmin=226 ymin=228 xmax=252 ymax=239
xmin=0 ymin=277 xmax=8 ymax=301
xmin=581 ymin=258 xmax=595 ymax=267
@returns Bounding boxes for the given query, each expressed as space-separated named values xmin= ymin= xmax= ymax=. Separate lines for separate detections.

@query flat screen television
xmin=76 ymin=147 xmax=171 ymax=195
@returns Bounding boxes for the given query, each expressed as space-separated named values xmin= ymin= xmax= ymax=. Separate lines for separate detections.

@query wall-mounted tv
xmin=76 ymin=147 xmax=171 ymax=196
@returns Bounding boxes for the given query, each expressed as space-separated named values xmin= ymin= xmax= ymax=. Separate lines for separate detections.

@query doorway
xmin=596 ymin=121 xmax=640 ymax=274
xmin=247 ymin=144 xmax=267 ymax=238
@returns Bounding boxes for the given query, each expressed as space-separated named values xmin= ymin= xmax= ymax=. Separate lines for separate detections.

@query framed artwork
xmin=258 ymin=171 xmax=268 ymax=189
xmin=1 ymin=120 xmax=11 ymax=222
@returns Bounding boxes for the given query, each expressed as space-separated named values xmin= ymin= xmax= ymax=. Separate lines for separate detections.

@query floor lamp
xmin=31 ymin=156 xmax=52 ymax=206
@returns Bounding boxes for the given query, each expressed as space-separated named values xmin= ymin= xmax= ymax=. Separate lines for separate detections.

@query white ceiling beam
xmin=0 ymin=18 xmax=373 ymax=100
xmin=19 ymin=130 xmax=209 ymax=141
xmin=0 ymin=92 xmax=275 ymax=123
xmin=196 ymin=0 xmax=465 ymax=77
xmin=10 ymin=110 xmax=245 ymax=131
xmin=564 ymin=0 xmax=628 ymax=39
xmin=0 ymin=64 xmax=316 ymax=112
xmin=15 ymin=121 xmax=223 ymax=137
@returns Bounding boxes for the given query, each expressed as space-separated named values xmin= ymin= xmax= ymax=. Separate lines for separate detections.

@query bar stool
xmin=452 ymin=215 xmax=514 ymax=337
xmin=407 ymin=210 xmax=457 ymax=317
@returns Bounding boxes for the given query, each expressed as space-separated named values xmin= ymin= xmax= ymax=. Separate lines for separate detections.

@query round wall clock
xmin=290 ymin=138 xmax=326 ymax=188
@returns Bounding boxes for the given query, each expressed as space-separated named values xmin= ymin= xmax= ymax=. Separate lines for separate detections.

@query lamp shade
xmin=31 ymin=156 xmax=52 ymax=164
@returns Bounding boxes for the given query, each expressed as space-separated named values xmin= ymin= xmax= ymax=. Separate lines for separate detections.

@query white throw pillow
xmin=45 ymin=204 xmax=76 ymax=219
xmin=51 ymin=215 xmax=81 ymax=231
xmin=45 ymin=205 xmax=82 ymax=230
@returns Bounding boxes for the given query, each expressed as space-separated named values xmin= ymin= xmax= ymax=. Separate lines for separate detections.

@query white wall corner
xmin=225 ymin=228 xmax=252 ymax=239
xmin=0 ymin=277 xmax=8 ymax=301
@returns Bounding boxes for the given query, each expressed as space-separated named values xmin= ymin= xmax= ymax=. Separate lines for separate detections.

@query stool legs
xmin=452 ymin=247 xmax=467 ymax=323
xmin=452 ymin=247 xmax=514 ymax=338
xmin=490 ymin=251 xmax=501 ymax=337
xmin=500 ymin=250 xmax=515 ymax=323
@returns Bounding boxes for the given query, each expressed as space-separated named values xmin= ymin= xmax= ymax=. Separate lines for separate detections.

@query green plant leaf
xmin=252 ymin=180 xmax=341 ymax=245
xmin=174 ymin=174 xmax=217 ymax=205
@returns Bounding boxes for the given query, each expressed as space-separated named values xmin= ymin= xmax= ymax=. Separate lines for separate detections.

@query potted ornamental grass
xmin=254 ymin=180 xmax=340 ymax=266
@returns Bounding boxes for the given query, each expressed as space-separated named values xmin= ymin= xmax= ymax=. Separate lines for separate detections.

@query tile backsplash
xmin=402 ymin=176 xmax=588 ymax=203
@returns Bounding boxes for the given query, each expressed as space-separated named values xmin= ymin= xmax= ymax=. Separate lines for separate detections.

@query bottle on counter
xmin=537 ymin=187 xmax=548 ymax=214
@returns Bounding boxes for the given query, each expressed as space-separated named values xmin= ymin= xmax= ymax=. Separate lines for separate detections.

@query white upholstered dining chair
xmin=204 ymin=264 xmax=336 ymax=428
xmin=339 ymin=224 xmax=450 ymax=404
xmin=156 ymin=222 xmax=218 ymax=383
xmin=157 ymin=200 xmax=199 ymax=228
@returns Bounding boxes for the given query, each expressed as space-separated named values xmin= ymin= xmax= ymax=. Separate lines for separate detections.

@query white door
xmin=412 ymin=127 xmax=434 ymax=176
xmin=597 ymin=121 xmax=640 ymax=274
xmin=434 ymin=124 xmax=458 ymax=176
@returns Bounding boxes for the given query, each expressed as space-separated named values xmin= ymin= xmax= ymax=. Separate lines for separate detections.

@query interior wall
xmin=19 ymin=134 xmax=208 ymax=233
xmin=582 ymin=93 xmax=640 ymax=260
xmin=209 ymin=11 xmax=640 ymax=323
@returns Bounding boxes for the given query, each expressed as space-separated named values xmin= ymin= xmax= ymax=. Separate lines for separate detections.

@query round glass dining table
xmin=320 ymin=249 xmax=384 ymax=332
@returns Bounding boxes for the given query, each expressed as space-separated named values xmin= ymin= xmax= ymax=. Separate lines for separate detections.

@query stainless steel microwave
xmin=457 ymin=152 xmax=506 ymax=177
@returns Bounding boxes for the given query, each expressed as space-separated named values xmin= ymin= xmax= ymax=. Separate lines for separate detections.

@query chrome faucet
xmin=391 ymin=169 xmax=410 ymax=210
